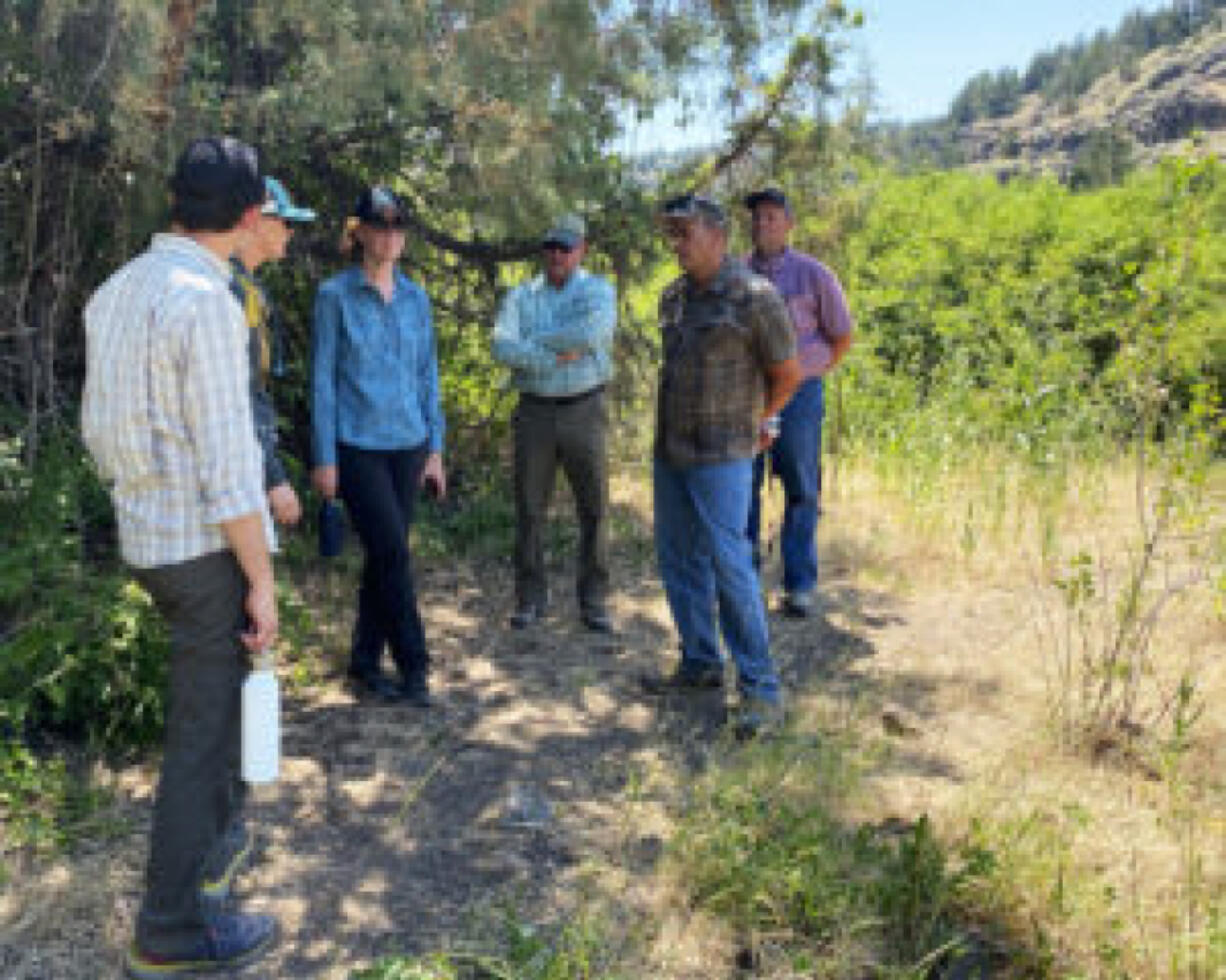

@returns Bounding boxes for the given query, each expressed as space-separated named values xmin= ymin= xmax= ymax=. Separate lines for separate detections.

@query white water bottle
xmin=241 ymin=652 xmax=280 ymax=785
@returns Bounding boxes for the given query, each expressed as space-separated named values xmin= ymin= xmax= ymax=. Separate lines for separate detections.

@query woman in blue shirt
xmin=311 ymin=186 xmax=446 ymax=706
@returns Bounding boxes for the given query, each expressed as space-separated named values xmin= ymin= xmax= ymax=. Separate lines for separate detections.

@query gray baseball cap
xmin=542 ymin=213 xmax=586 ymax=249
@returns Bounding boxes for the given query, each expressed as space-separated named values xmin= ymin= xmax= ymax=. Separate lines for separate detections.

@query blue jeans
xmin=654 ymin=457 xmax=781 ymax=703
xmin=749 ymin=377 xmax=824 ymax=595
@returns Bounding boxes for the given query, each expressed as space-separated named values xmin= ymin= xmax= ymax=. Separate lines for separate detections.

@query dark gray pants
xmin=132 ymin=550 xmax=250 ymax=957
xmin=513 ymin=388 xmax=609 ymax=613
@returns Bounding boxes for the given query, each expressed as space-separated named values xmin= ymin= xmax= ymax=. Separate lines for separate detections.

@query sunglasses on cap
xmin=658 ymin=191 xmax=727 ymax=229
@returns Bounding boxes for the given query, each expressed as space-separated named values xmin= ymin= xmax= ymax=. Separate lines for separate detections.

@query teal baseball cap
xmin=261 ymin=176 xmax=316 ymax=222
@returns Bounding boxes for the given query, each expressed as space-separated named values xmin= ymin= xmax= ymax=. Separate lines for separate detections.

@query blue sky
xmin=855 ymin=0 xmax=1170 ymax=121
xmin=619 ymin=0 xmax=1171 ymax=154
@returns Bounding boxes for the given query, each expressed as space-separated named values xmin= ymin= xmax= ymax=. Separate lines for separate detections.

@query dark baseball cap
xmin=745 ymin=187 xmax=791 ymax=213
xmin=169 ymin=136 xmax=264 ymax=211
xmin=658 ymin=192 xmax=728 ymax=231
xmin=352 ymin=186 xmax=408 ymax=229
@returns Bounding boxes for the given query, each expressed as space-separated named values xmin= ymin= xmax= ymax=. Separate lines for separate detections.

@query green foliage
xmin=1069 ymin=128 xmax=1135 ymax=190
xmin=826 ymin=160 xmax=1226 ymax=471
xmin=353 ymin=912 xmax=614 ymax=980
xmin=668 ymin=735 xmax=1006 ymax=976
xmin=0 ymin=739 xmax=123 ymax=857
xmin=0 ymin=431 xmax=168 ymax=752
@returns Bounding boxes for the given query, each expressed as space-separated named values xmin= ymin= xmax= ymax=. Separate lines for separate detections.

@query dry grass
xmin=819 ymin=457 xmax=1226 ymax=977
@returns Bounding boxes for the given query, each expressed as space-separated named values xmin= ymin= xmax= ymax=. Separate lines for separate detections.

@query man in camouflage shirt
xmin=643 ymin=193 xmax=802 ymax=736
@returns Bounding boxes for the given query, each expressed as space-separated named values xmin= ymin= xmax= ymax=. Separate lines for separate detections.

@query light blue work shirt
xmin=311 ymin=267 xmax=445 ymax=468
xmin=491 ymin=268 xmax=616 ymax=397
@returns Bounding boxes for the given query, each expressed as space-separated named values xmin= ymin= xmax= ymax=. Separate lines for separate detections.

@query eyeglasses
xmin=542 ymin=242 xmax=574 ymax=254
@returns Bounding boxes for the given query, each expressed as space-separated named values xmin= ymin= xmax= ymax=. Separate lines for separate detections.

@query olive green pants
xmin=513 ymin=388 xmax=609 ymax=614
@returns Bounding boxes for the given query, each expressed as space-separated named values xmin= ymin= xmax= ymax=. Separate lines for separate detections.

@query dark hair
xmin=169 ymin=136 xmax=264 ymax=232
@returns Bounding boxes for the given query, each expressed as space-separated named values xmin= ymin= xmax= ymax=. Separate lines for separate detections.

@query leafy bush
xmin=0 ymin=432 xmax=168 ymax=753
xmin=825 ymin=160 xmax=1226 ymax=469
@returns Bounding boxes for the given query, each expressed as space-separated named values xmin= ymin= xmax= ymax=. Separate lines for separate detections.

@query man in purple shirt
xmin=745 ymin=187 xmax=853 ymax=617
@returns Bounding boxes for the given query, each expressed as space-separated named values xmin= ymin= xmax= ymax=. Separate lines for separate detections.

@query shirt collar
xmin=686 ymin=256 xmax=739 ymax=298
xmin=535 ymin=267 xmax=587 ymax=294
xmin=749 ymin=246 xmax=791 ymax=276
xmin=150 ymin=232 xmax=234 ymax=281
xmin=350 ymin=266 xmax=410 ymax=301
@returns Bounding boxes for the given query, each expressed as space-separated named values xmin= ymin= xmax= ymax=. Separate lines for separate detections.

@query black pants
xmin=513 ymin=389 xmax=609 ymax=613
xmin=132 ymin=550 xmax=249 ymax=958
xmin=338 ymin=441 xmax=430 ymax=683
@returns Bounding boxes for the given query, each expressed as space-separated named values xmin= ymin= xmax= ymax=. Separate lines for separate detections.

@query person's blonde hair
xmin=339 ymin=216 xmax=362 ymax=259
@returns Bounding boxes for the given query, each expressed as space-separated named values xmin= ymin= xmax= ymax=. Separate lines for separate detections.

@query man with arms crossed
xmin=82 ymin=136 xmax=279 ymax=977
xmin=744 ymin=187 xmax=853 ymax=617
xmin=644 ymin=193 xmax=802 ymax=736
xmin=492 ymin=214 xmax=617 ymax=633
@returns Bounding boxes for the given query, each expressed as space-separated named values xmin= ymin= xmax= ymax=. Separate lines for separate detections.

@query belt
xmin=520 ymin=385 xmax=604 ymax=407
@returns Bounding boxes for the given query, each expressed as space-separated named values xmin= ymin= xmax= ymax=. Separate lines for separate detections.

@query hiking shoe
xmin=640 ymin=663 xmax=724 ymax=695
xmin=125 ymin=912 xmax=278 ymax=978
xmin=348 ymin=670 xmax=402 ymax=701
xmin=509 ymin=604 xmax=544 ymax=629
xmin=732 ymin=697 xmax=786 ymax=741
xmin=782 ymin=590 xmax=814 ymax=618
xmin=580 ymin=608 xmax=613 ymax=634
xmin=198 ymin=824 xmax=253 ymax=906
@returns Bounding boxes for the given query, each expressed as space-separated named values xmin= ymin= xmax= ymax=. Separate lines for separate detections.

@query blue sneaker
xmin=199 ymin=824 xmax=254 ymax=905
xmin=125 ymin=912 xmax=278 ymax=977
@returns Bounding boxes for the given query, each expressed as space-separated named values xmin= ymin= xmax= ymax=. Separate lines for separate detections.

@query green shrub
xmin=0 ymin=432 xmax=168 ymax=752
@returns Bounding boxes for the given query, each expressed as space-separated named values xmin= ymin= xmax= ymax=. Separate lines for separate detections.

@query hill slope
xmin=885 ymin=14 xmax=1226 ymax=177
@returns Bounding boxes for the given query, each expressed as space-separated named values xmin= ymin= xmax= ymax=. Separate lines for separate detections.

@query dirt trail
xmin=0 ymin=508 xmax=1042 ymax=980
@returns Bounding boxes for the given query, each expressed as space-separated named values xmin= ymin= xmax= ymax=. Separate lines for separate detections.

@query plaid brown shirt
xmin=655 ymin=258 xmax=796 ymax=467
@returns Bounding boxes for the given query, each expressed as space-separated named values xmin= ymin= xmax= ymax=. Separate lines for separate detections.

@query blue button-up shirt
xmin=491 ymin=268 xmax=616 ymax=397
xmin=312 ymin=267 xmax=445 ymax=467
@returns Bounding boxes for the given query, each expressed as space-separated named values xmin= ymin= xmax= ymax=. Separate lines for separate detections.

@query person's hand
xmin=268 ymin=483 xmax=301 ymax=526
xmin=555 ymin=350 xmax=582 ymax=364
xmin=755 ymin=415 xmax=781 ymax=453
xmin=241 ymin=583 xmax=278 ymax=654
xmin=421 ymin=452 xmax=447 ymax=499
xmin=312 ymin=465 xmax=338 ymax=500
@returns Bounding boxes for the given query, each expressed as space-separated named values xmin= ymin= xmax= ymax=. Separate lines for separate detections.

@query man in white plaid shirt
xmin=81 ymin=136 xmax=280 ymax=978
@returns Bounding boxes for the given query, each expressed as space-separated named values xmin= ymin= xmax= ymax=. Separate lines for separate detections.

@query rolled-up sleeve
xmin=312 ymin=287 xmax=341 ymax=467
xmin=416 ymin=291 xmax=446 ymax=453
xmin=181 ymin=292 xmax=266 ymax=525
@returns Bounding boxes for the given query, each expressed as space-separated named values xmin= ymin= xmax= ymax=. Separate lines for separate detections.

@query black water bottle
xmin=318 ymin=499 xmax=345 ymax=558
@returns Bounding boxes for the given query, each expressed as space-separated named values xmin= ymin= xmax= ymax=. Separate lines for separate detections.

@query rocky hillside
xmin=959 ymin=20 xmax=1226 ymax=176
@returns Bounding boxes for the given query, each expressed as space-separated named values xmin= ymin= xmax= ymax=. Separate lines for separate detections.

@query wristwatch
xmin=760 ymin=415 xmax=781 ymax=439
